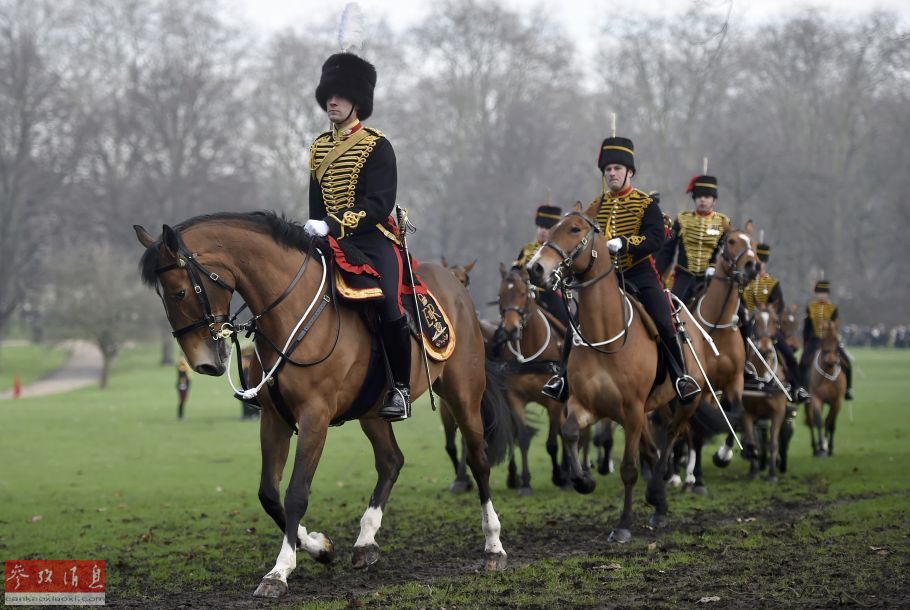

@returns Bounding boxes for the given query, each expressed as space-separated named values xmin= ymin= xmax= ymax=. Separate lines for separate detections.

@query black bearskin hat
xmin=686 ymin=175 xmax=718 ymax=199
xmin=315 ymin=53 xmax=377 ymax=121
xmin=597 ymin=137 xmax=636 ymax=174
xmin=814 ymin=280 xmax=831 ymax=293
xmin=756 ymin=243 xmax=770 ymax=263
xmin=535 ymin=205 xmax=562 ymax=229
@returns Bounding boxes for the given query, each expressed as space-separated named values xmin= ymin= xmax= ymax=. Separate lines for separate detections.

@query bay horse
xmin=805 ymin=319 xmax=847 ymax=456
xmin=526 ymin=202 xmax=746 ymax=540
xmin=672 ymin=222 xmax=757 ymax=494
xmin=494 ymin=263 xmax=574 ymax=495
xmin=135 ymin=212 xmax=511 ymax=598
xmin=740 ymin=303 xmax=789 ymax=481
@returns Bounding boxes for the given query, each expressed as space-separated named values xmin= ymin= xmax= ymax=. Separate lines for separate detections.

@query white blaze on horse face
xmin=760 ymin=311 xmax=770 ymax=329
xmin=354 ymin=506 xmax=383 ymax=548
xmin=481 ymin=501 xmax=505 ymax=555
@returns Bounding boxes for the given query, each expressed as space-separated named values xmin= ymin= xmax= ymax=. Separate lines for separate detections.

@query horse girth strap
xmin=315 ymin=129 xmax=371 ymax=184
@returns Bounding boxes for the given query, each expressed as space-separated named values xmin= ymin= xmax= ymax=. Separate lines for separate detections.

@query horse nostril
xmin=196 ymin=363 xmax=219 ymax=375
xmin=529 ymin=263 xmax=542 ymax=282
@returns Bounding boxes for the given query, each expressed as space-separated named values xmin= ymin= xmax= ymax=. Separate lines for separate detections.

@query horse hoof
xmin=691 ymin=485 xmax=708 ymax=496
xmin=518 ymin=486 xmax=532 ymax=497
xmin=767 ymin=475 xmax=779 ymax=484
xmin=649 ymin=514 xmax=669 ymax=529
xmin=814 ymin=450 xmax=828 ymax=458
xmin=572 ymin=475 xmax=596 ymax=495
xmin=712 ymin=454 xmax=731 ymax=469
xmin=449 ymin=479 xmax=473 ymax=493
xmin=352 ymin=543 xmax=380 ymax=569
xmin=552 ymin=472 xmax=568 ymax=487
xmin=311 ymin=534 xmax=335 ymax=565
xmin=668 ymin=474 xmax=682 ymax=488
xmin=608 ymin=528 xmax=632 ymax=544
xmin=252 ymin=576 xmax=287 ymax=598
xmin=484 ymin=551 xmax=508 ymax=571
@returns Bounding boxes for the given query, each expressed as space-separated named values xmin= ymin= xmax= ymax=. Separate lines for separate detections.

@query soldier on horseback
xmin=799 ymin=280 xmax=853 ymax=400
xmin=513 ymin=204 xmax=570 ymax=327
xmin=305 ymin=51 xmax=411 ymax=421
xmin=542 ymin=136 xmax=700 ymax=403
xmin=656 ymin=174 xmax=728 ymax=304
xmin=741 ymin=243 xmax=810 ymax=402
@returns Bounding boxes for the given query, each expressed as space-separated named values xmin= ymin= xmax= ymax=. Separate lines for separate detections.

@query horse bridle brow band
xmin=155 ymin=231 xmax=234 ymax=340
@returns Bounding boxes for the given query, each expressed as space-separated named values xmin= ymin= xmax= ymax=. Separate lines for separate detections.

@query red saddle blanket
xmin=328 ymin=236 xmax=455 ymax=362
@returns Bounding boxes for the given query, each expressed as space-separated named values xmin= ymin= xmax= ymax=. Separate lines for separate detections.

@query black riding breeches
xmin=670 ymin=268 xmax=704 ymax=306
xmin=624 ymin=260 xmax=676 ymax=346
xmin=354 ymin=234 xmax=405 ymax=323
xmin=538 ymin=289 xmax=571 ymax=328
xmin=774 ymin=333 xmax=802 ymax=387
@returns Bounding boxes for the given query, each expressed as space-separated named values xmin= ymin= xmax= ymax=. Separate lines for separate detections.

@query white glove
xmin=606 ymin=237 xmax=624 ymax=253
xmin=304 ymin=219 xmax=329 ymax=237
xmin=705 ymin=266 xmax=715 ymax=277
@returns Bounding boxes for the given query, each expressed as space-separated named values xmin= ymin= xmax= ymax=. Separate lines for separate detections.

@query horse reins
xmin=542 ymin=212 xmax=631 ymax=355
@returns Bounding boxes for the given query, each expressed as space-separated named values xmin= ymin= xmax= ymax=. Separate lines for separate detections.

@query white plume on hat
xmin=338 ymin=2 xmax=365 ymax=53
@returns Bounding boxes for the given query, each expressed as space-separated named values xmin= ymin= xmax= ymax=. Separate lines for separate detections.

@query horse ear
xmin=574 ymin=200 xmax=583 ymax=212
xmin=744 ymin=219 xmax=754 ymax=237
xmin=134 ymin=225 xmax=155 ymax=248
xmin=162 ymin=224 xmax=180 ymax=256
xmin=441 ymin=256 xmax=449 ymax=268
xmin=499 ymin=262 xmax=508 ymax=278
xmin=583 ymin=199 xmax=599 ymax=219
xmin=464 ymin=259 xmax=477 ymax=273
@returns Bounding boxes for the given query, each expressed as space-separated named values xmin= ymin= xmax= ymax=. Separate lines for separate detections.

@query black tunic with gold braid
xmin=803 ymin=299 xmax=838 ymax=343
xmin=656 ymin=210 xmax=728 ymax=303
xmin=594 ymin=185 xmax=676 ymax=343
xmin=595 ymin=186 xmax=666 ymax=272
xmin=742 ymin=273 xmax=783 ymax=315
xmin=308 ymin=119 xmax=403 ymax=321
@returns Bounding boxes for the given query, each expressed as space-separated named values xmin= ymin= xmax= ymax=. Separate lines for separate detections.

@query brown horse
xmin=526 ymin=202 xmax=734 ymax=540
xmin=780 ymin=303 xmax=802 ymax=352
xmin=805 ymin=319 xmax=847 ymax=456
xmin=673 ymin=220 xmax=755 ymax=494
xmin=494 ymin=263 xmax=575 ymax=495
xmin=135 ymin=212 xmax=511 ymax=598
xmin=441 ymin=256 xmax=476 ymax=288
xmin=741 ymin=303 xmax=789 ymax=481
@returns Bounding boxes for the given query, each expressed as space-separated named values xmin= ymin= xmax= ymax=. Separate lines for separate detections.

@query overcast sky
xmin=234 ymin=0 xmax=910 ymax=40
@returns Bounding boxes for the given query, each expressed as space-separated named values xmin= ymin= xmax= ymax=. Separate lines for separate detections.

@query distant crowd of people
xmin=841 ymin=324 xmax=910 ymax=348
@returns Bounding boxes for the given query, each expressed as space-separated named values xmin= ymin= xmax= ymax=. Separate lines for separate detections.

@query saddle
xmin=328 ymin=235 xmax=455 ymax=361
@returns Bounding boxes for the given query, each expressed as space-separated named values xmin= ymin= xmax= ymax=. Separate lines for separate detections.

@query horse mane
xmin=139 ymin=211 xmax=313 ymax=287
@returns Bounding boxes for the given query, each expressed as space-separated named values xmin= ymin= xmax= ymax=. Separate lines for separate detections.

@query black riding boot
xmin=378 ymin=316 xmax=412 ymax=421
xmin=664 ymin=333 xmax=700 ymax=403
xmin=776 ymin=338 xmax=809 ymax=403
xmin=841 ymin=349 xmax=854 ymax=400
xmin=542 ymin=327 xmax=573 ymax=402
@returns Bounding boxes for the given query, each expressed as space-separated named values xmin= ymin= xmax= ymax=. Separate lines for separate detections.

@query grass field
xmin=0 ymin=343 xmax=69 ymax=393
xmin=1 ymin=345 xmax=908 ymax=608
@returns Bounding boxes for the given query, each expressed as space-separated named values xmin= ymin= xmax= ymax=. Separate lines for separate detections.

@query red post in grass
xmin=13 ymin=374 xmax=22 ymax=398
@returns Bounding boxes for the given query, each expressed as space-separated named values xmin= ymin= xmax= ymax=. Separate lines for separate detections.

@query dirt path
xmin=0 ymin=340 xmax=102 ymax=399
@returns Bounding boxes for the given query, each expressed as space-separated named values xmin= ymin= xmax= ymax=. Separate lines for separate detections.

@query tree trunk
xmin=160 ymin=327 xmax=174 ymax=366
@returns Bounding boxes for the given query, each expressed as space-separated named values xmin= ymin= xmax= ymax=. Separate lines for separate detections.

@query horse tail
xmin=480 ymin=359 xmax=515 ymax=466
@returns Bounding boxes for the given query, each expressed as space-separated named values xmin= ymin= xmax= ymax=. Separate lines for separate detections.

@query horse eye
xmin=174 ymin=289 xmax=186 ymax=302
xmin=728 ymin=238 xmax=736 ymax=245
xmin=570 ymin=226 xmax=582 ymax=234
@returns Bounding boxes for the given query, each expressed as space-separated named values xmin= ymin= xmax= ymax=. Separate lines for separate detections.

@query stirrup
xmin=542 ymin=373 xmax=568 ymax=402
xmin=674 ymin=374 xmax=701 ymax=403
xmin=378 ymin=383 xmax=411 ymax=422
xmin=795 ymin=386 xmax=811 ymax=403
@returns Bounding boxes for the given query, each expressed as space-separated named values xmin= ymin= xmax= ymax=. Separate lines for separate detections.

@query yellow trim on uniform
xmin=537 ymin=212 xmax=561 ymax=219
xmin=602 ymin=145 xmax=634 ymax=155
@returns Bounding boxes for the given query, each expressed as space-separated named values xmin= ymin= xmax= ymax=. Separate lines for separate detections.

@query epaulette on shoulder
xmin=364 ymin=126 xmax=385 ymax=137
xmin=716 ymin=211 xmax=731 ymax=223
xmin=680 ymin=210 xmax=695 ymax=219
xmin=630 ymin=188 xmax=653 ymax=202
